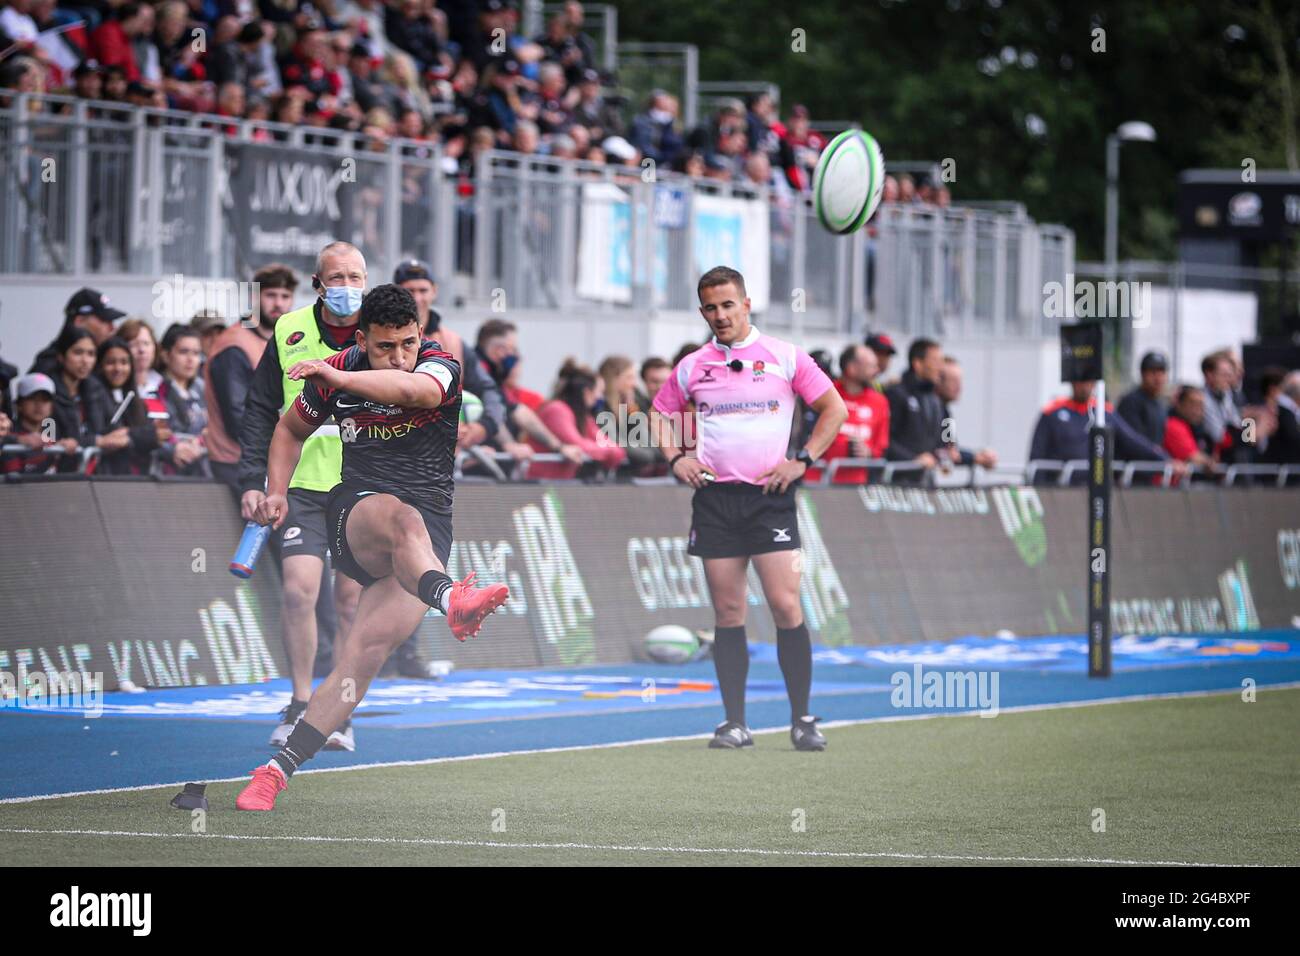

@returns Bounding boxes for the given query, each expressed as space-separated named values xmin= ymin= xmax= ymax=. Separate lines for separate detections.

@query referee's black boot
xmin=708 ymin=721 xmax=754 ymax=749
xmin=791 ymin=716 xmax=826 ymax=752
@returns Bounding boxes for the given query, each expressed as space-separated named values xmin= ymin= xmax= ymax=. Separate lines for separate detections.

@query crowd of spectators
xmin=0 ymin=0 xmax=951 ymax=199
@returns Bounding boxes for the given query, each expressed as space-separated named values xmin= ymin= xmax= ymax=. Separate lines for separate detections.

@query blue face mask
xmin=322 ymin=285 xmax=364 ymax=317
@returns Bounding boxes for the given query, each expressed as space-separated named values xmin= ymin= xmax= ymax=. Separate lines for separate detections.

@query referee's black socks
xmin=271 ymin=720 xmax=328 ymax=778
xmin=712 ymin=625 xmax=750 ymax=725
xmin=776 ymin=622 xmax=812 ymax=722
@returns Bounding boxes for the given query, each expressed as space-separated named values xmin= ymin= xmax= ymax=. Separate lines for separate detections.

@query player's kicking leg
xmin=752 ymin=549 xmax=824 ymax=751
xmin=237 ymin=493 xmax=507 ymax=810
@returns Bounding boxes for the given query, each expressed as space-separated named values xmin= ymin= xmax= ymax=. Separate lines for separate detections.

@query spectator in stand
xmin=190 ymin=309 xmax=226 ymax=361
xmin=596 ymin=354 xmax=663 ymax=476
xmin=569 ymin=68 xmax=621 ymax=142
xmin=535 ymin=11 xmax=584 ymax=86
xmin=884 ymin=338 xmax=949 ymax=480
xmin=394 ymin=258 xmax=465 ymax=365
xmin=743 ymin=149 xmax=792 ymax=201
xmin=471 ymin=318 xmax=575 ymax=463
xmin=686 ymin=97 xmax=742 ymax=155
xmin=204 ymin=263 xmax=297 ymax=490
xmin=1163 ymin=385 xmax=1219 ymax=477
xmin=210 ymin=20 xmax=280 ymax=97
xmin=629 ymin=89 xmax=683 ymax=169
xmin=561 ymin=0 xmax=597 ymax=74
xmin=1199 ymin=350 xmax=1239 ymax=448
xmin=94 ymin=335 xmax=164 ymax=475
xmin=780 ymin=104 xmax=825 ymax=192
xmin=1116 ymin=350 xmax=1170 ymax=447
xmin=345 ymin=40 xmax=388 ymax=113
xmin=72 ymin=60 xmax=104 ymax=102
xmin=640 ymin=356 xmax=671 ymax=404
xmin=91 ymin=2 xmax=153 ymax=84
xmin=1199 ymin=349 xmax=1264 ymax=463
xmin=385 ymin=0 xmax=451 ymax=75
xmin=50 ymin=326 xmax=114 ymax=460
xmin=1260 ymin=367 xmax=1300 ymax=465
xmin=806 ymin=344 xmax=890 ymax=485
xmin=155 ymin=324 xmax=209 ymax=476
xmin=529 ymin=357 xmax=625 ymax=480
xmin=881 ymin=175 xmax=900 ymax=204
xmin=30 ymin=288 xmax=126 ymax=377
xmin=466 ymin=0 xmax=511 ymax=70
xmin=897 ymin=173 xmax=917 ymax=203
xmin=533 ymin=60 xmax=570 ymax=136
xmin=745 ymin=90 xmax=789 ymax=170
xmin=1 ymin=373 xmax=62 ymax=475
xmin=467 ymin=58 xmax=522 ymax=143
xmin=279 ymin=24 xmax=339 ymax=100
xmin=117 ymin=317 xmax=165 ymax=397
xmin=1029 ymin=380 xmax=1172 ymax=484
xmin=935 ymin=355 xmax=997 ymax=471
xmin=864 ymin=331 xmax=896 ymax=389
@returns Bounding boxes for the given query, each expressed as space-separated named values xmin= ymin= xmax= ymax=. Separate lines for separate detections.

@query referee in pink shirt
xmin=652 ymin=267 xmax=847 ymax=751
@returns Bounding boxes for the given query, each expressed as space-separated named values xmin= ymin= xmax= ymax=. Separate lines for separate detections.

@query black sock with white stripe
xmin=418 ymin=569 xmax=454 ymax=613
xmin=271 ymin=720 xmax=328 ymax=778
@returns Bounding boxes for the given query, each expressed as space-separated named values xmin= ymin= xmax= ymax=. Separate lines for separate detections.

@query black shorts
xmin=276 ymin=488 xmax=331 ymax=561
xmin=688 ymin=481 xmax=801 ymax=559
xmin=326 ymin=479 xmax=453 ymax=587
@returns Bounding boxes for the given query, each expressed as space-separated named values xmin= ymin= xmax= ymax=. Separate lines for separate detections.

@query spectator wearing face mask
xmin=472 ymin=318 xmax=579 ymax=466
xmin=629 ymin=90 xmax=684 ymax=169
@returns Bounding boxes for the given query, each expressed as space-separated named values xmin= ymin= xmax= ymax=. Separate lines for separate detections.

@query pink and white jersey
xmin=652 ymin=326 xmax=834 ymax=485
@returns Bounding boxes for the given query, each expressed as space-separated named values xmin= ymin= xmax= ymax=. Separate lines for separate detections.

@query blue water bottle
xmin=230 ymin=521 xmax=272 ymax=578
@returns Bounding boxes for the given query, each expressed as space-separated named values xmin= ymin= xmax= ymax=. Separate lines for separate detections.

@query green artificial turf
xmin=3 ymin=688 xmax=1297 ymax=866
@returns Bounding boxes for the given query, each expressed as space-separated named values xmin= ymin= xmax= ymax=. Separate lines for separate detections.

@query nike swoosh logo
xmin=336 ymin=401 xmax=361 ymax=409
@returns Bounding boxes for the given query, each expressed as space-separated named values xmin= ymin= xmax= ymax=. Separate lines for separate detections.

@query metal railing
xmin=1 ymin=93 xmax=1073 ymax=342
xmin=1024 ymin=458 xmax=1297 ymax=487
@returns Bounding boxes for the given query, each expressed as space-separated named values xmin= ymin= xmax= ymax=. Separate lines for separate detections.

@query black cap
xmin=393 ymin=259 xmax=435 ymax=284
xmin=73 ymin=59 xmax=102 ymax=78
xmin=1140 ymin=350 xmax=1169 ymax=372
xmin=482 ymin=0 xmax=508 ymax=11
xmin=65 ymin=288 xmax=126 ymax=324
xmin=348 ymin=41 xmax=371 ymax=59
xmin=126 ymin=81 xmax=153 ymax=98
xmin=238 ymin=22 xmax=264 ymax=45
xmin=865 ymin=332 xmax=897 ymax=355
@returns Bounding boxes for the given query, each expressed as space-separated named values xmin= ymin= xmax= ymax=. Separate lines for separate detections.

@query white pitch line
xmin=0 ymin=827 xmax=1268 ymax=867
xmin=2 ymin=680 xmax=1297 ymax=807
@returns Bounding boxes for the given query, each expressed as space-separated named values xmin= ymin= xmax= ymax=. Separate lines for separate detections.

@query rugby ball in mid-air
xmin=460 ymin=391 xmax=483 ymax=424
xmin=812 ymin=129 xmax=885 ymax=235
xmin=644 ymin=625 xmax=700 ymax=664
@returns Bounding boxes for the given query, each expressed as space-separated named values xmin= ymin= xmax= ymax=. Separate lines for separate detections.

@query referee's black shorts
xmin=687 ymin=481 xmax=801 ymax=559
xmin=326 ymin=479 xmax=453 ymax=587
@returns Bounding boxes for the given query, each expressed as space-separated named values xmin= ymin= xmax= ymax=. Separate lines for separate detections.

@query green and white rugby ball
xmin=812 ymin=129 xmax=885 ymax=235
